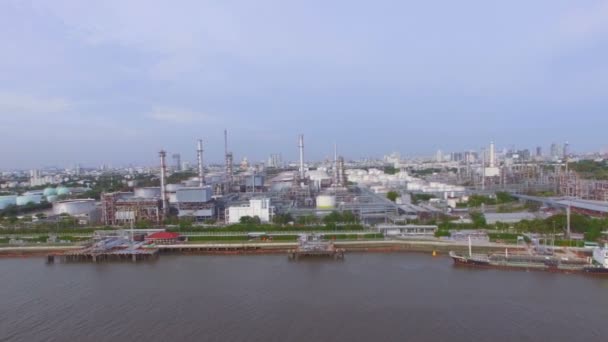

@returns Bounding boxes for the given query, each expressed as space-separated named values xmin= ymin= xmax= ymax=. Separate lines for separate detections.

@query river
xmin=1 ymin=253 xmax=608 ymax=341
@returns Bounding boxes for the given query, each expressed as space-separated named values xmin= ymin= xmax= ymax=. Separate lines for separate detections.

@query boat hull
xmin=451 ymin=255 xmax=490 ymax=267
xmin=449 ymin=251 xmax=608 ymax=275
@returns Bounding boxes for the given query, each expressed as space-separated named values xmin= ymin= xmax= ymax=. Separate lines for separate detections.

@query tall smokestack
xmin=338 ymin=156 xmax=346 ymax=187
xmin=489 ymin=141 xmax=496 ymax=168
xmin=333 ymin=143 xmax=339 ymax=186
xmin=298 ymin=134 xmax=305 ymax=180
xmin=197 ymin=139 xmax=205 ymax=187
xmin=224 ymin=129 xmax=228 ymax=157
xmin=159 ymin=150 xmax=169 ymax=218
xmin=224 ymin=129 xmax=233 ymax=185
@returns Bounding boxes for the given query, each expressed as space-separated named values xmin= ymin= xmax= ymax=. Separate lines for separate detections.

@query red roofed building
xmin=145 ymin=232 xmax=182 ymax=244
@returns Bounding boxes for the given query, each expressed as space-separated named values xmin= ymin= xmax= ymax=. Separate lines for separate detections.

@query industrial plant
xmin=2 ymin=130 xmax=608 ymax=258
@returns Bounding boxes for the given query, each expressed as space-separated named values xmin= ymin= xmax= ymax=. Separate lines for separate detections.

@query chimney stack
xmin=159 ymin=150 xmax=169 ymax=218
xmin=298 ymin=134 xmax=305 ymax=180
xmin=197 ymin=139 xmax=205 ymax=187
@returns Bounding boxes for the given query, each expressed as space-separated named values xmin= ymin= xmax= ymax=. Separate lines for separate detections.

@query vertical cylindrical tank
xmin=0 ymin=195 xmax=17 ymax=209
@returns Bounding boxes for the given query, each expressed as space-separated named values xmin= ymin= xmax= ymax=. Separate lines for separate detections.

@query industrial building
xmin=559 ymin=172 xmax=608 ymax=202
xmin=101 ymin=192 xmax=163 ymax=226
xmin=175 ymin=186 xmax=215 ymax=221
xmin=225 ymin=198 xmax=275 ymax=224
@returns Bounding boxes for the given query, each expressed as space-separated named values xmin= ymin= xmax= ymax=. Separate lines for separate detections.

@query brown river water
xmin=1 ymin=253 xmax=608 ymax=342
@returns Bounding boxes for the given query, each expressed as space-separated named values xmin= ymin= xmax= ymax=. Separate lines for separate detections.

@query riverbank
xmin=0 ymin=239 xmax=592 ymax=259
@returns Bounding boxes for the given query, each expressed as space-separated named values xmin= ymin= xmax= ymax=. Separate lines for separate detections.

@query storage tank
xmin=56 ymin=186 xmax=71 ymax=196
xmin=134 ymin=187 xmax=161 ymax=198
xmin=16 ymin=194 xmax=43 ymax=206
xmin=0 ymin=195 xmax=17 ymax=210
xmin=316 ymin=195 xmax=336 ymax=209
xmin=43 ymin=187 xmax=57 ymax=197
xmin=53 ymin=199 xmax=96 ymax=216
xmin=46 ymin=195 xmax=59 ymax=203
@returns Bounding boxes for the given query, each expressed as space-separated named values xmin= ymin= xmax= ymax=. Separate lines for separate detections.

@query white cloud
xmin=147 ymin=107 xmax=216 ymax=124
xmin=0 ymin=91 xmax=71 ymax=115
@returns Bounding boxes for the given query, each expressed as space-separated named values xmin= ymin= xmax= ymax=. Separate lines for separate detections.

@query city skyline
xmin=1 ymin=1 xmax=608 ymax=168
xmin=3 ymin=139 xmax=590 ymax=171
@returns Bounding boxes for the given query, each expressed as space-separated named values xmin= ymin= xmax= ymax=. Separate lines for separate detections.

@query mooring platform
xmin=288 ymin=233 xmax=345 ymax=260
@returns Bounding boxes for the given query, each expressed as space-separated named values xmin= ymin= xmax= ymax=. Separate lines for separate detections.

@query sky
xmin=1 ymin=0 xmax=608 ymax=169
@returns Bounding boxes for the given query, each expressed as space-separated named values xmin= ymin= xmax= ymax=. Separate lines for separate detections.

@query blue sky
xmin=1 ymin=0 xmax=607 ymax=168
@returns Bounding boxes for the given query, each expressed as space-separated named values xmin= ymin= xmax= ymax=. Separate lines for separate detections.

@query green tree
xmin=178 ymin=218 xmax=194 ymax=230
xmin=273 ymin=213 xmax=294 ymax=225
xmin=135 ymin=219 xmax=151 ymax=229
xmin=467 ymin=195 xmax=496 ymax=207
xmin=240 ymin=216 xmax=261 ymax=224
xmin=496 ymin=192 xmax=515 ymax=204
xmin=384 ymin=166 xmax=398 ymax=175
xmin=297 ymin=214 xmax=319 ymax=225
xmin=341 ymin=211 xmax=358 ymax=223
xmin=386 ymin=191 xmax=399 ymax=202
xmin=470 ymin=212 xmax=487 ymax=227
xmin=323 ymin=211 xmax=343 ymax=224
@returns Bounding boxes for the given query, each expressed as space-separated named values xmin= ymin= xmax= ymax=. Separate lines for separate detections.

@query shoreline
xmin=0 ymin=240 xmax=587 ymax=259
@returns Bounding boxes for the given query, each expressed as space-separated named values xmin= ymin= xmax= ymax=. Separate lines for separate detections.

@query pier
xmin=46 ymin=237 xmax=159 ymax=263
xmin=287 ymin=234 xmax=345 ymax=260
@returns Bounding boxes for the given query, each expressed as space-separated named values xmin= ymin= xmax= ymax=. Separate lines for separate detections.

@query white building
xmin=29 ymin=169 xmax=59 ymax=187
xmin=225 ymin=198 xmax=274 ymax=224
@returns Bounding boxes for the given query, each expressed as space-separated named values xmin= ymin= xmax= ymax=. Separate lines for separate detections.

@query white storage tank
xmin=134 ymin=187 xmax=161 ymax=198
xmin=46 ymin=195 xmax=59 ymax=203
xmin=43 ymin=187 xmax=57 ymax=197
xmin=53 ymin=199 xmax=97 ymax=216
xmin=16 ymin=194 xmax=43 ymax=206
xmin=316 ymin=195 xmax=336 ymax=209
xmin=0 ymin=195 xmax=17 ymax=209
xmin=56 ymin=186 xmax=71 ymax=196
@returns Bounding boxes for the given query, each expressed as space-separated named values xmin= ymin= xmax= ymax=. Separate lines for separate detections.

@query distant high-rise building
xmin=518 ymin=149 xmax=531 ymax=161
xmin=436 ymin=150 xmax=443 ymax=163
xmin=267 ymin=154 xmax=282 ymax=168
xmin=550 ymin=143 xmax=562 ymax=159
xmin=172 ymin=153 xmax=182 ymax=172
xmin=536 ymin=146 xmax=542 ymax=157
xmin=181 ymin=161 xmax=191 ymax=171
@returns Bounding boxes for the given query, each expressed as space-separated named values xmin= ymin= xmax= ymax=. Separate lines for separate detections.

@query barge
xmin=449 ymin=238 xmax=608 ymax=275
